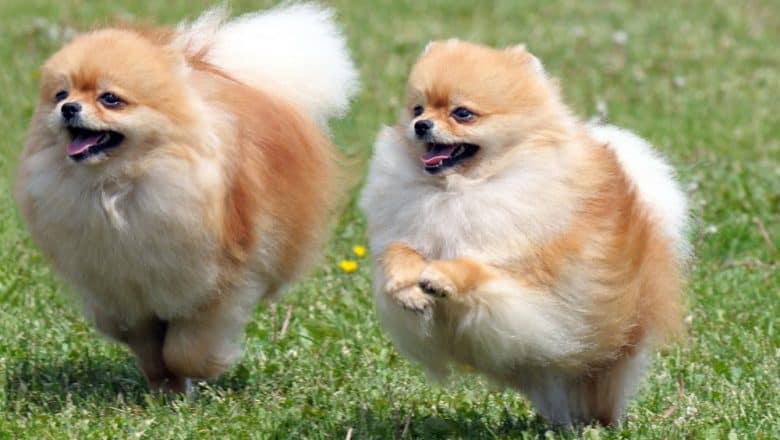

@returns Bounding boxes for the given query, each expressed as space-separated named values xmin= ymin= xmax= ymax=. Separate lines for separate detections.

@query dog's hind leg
xmin=93 ymin=311 xmax=189 ymax=393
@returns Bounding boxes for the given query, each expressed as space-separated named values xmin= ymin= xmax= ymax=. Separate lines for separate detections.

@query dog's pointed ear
xmin=508 ymin=43 xmax=545 ymax=75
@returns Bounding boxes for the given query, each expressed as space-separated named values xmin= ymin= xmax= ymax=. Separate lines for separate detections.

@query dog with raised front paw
xmin=361 ymin=39 xmax=689 ymax=426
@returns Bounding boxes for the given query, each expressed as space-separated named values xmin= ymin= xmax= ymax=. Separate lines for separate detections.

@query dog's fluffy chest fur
xmin=362 ymin=127 xmax=575 ymax=264
xmin=17 ymin=147 xmax=224 ymax=323
xmin=368 ymin=180 xmax=536 ymax=262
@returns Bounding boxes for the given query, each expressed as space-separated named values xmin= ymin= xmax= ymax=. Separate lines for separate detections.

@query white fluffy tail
xmin=588 ymin=123 xmax=690 ymax=259
xmin=173 ymin=3 xmax=359 ymax=123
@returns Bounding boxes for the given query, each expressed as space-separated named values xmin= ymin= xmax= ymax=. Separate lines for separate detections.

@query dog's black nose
xmin=61 ymin=102 xmax=82 ymax=120
xmin=414 ymin=119 xmax=433 ymax=137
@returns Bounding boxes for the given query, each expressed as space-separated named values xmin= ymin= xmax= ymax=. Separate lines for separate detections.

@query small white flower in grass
xmin=596 ymin=99 xmax=607 ymax=115
xmin=674 ymin=75 xmax=687 ymax=89
xmin=61 ymin=26 xmax=76 ymax=41
xmin=704 ymin=225 xmax=718 ymax=235
xmin=571 ymin=25 xmax=585 ymax=38
xmin=46 ymin=25 xmax=60 ymax=41
xmin=589 ymin=99 xmax=608 ymax=124
xmin=612 ymin=30 xmax=628 ymax=45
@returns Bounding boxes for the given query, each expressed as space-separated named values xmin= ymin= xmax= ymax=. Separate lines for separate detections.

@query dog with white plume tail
xmin=16 ymin=3 xmax=358 ymax=393
xmin=362 ymin=39 xmax=688 ymax=426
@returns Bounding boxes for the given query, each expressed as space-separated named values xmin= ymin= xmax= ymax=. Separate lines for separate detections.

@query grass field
xmin=1 ymin=0 xmax=778 ymax=438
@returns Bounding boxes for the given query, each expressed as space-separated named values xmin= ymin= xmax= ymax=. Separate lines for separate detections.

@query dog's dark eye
xmin=99 ymin=92 xmax=124 ymax=108
xmin=451 ymin=107 xmax=475 ymax=122
xmin=413 ymin=105 xmax=424 ymax=117
xmin=54 ymin=90 xmax=68 ymax=103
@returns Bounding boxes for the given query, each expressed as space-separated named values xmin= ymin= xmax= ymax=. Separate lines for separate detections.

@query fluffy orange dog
xmin=362 ymin=40 xmax=688 ymax=426
xmin=15 ymin=4 xmax=357 ymax=392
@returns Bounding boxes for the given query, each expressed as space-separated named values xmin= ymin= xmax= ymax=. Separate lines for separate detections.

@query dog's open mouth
xmin=421 ymin=143 xmax=480 ymax=174
xmin=67 ymin=127 xmax=124 ymax=162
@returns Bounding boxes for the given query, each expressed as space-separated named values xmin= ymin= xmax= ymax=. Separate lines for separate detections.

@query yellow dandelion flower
xmin=352 ymin=245 xmax=366 ymax=258
xmin=339 ymin=260 xmax=358 ymax=273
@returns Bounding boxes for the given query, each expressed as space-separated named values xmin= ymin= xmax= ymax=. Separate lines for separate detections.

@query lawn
xmin=1 ymin=0 xmax=778 ymax=438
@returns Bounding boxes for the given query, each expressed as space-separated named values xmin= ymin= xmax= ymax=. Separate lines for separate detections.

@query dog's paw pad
xmin=418 ymin=267 xmax=455 ymax=298
xmin=419 ymin=279 xmax=452 ymax=297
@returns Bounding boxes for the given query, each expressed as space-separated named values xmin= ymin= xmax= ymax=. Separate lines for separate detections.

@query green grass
xmin=1 ymin=0 xmax=778 ymax=438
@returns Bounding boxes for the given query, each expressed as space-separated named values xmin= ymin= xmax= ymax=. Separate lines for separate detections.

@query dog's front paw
xmin=385 ymin=274 xmax=415 ymax=294
xmin=391 ymin=285 xmax=435 ymax=314
xmin=418 ymin=265 xmax=456 ymax=298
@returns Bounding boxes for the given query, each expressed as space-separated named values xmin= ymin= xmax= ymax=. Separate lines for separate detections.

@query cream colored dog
xmin=16 ymin=4 xmax=358 ymax=392
xmin=362 ymin=40 xmax=688 ymax=426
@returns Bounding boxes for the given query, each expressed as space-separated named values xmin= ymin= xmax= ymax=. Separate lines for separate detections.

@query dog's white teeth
xmin=452 ymin=145 xmax=464 ymax=157
xmin=97 ymin=133 xmax=109 ymax=144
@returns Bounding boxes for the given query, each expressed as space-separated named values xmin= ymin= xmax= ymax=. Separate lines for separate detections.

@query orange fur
xmin=381 ymin=243 xmax=427 ymax=290
xmin=420 ymin=258 xmax=497 ymax=299
xmin=380 ymin=243 xmax=431 ymax=312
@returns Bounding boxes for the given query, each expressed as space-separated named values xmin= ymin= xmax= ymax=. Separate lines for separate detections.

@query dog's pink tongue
xmin=67 ymin=132 xmax=103 ymax=156
xmin=421 ymin=145 xmax=457 ymax=166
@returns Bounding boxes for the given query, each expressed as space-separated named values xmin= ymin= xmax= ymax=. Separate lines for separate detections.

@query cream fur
xmin=19 ymin=144 xmax=224 ymax=323
xmin=173 ymin=3 xmax=359 ymax=124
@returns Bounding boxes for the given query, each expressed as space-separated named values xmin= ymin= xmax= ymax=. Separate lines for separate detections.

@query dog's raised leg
xmin=417 ymin=258 xmax=497 ymax=303
xmin=380 ymin=242 xmax=433 ymax=313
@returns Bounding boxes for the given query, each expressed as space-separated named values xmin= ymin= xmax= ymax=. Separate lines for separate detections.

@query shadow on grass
xmin=341 ymin=405 xmax=571 ymax=440
xmin=265 ymin=403 xmax=568 ymax=439
xmin=4 ymin=353 xmax=149 ymax=412
xmin=4 ymin=352 xmax=253 ymax=413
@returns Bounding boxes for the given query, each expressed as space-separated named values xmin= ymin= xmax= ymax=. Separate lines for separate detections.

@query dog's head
xmin=33 ymin=28 xmax=193 ymax=165
xmin=401 ymin=39 xmax=564 ymax=178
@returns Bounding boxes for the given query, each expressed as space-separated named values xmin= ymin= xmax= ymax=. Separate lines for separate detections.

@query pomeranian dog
xmin=15 ymin=4 xmax=358 ymax=393
xmin=361 ymin=40 xmax=688 ymax=426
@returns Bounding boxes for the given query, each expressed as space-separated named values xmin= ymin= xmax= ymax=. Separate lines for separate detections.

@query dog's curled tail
xmin=174 ymin=3 xmax=359 ymax=124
